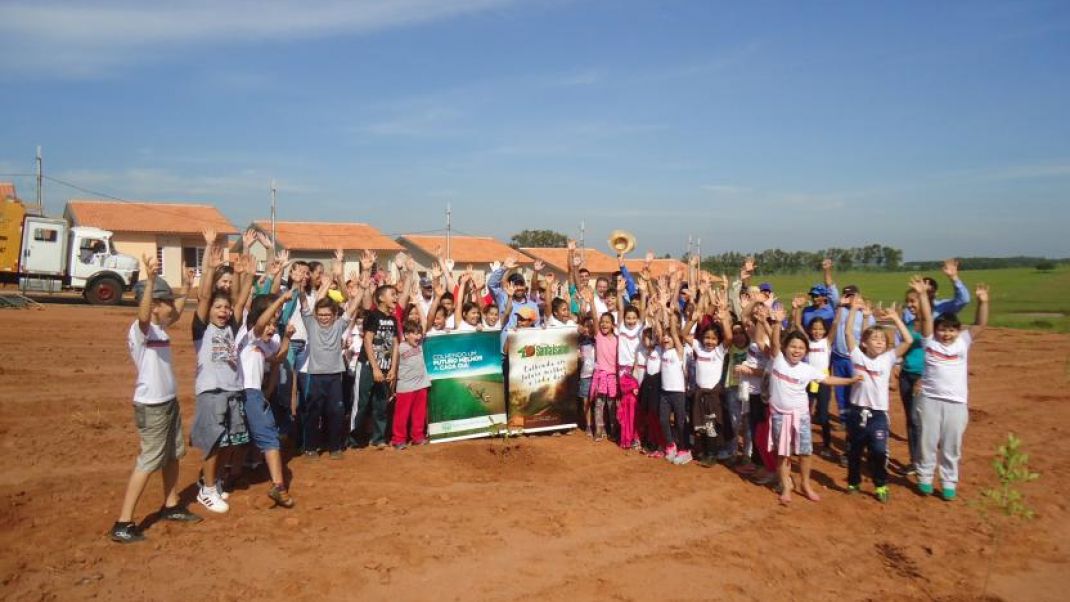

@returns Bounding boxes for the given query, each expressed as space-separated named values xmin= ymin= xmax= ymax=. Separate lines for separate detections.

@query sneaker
xmin=110 ymin=521 xmax=145 ymax=544
xmin=940 ymin=487 xmax=956 ymax=502
xmin=664 ymin=445 xmax=678 ymax=463
xmin=159 ymin=505 xmax=203 ymax=523
xmin=917 ymin=482 xmax=934 ymax=496
xmin=197 ymin=476 xmax=230 ymax=500
xmin=197 ymin=486 xmax=230 ymax=514
xmin=392 ymin=443 xmax=407 ymax=451
xmin=648 ymin=450 xmax=665 ymax=459
xmin=752 ymin=471 xmax=778 ymax=486
xmin=268 ymin=485 xmax=296 ymax=508
xmin=895 ymin=463 xmax=916 ymax=476
xmin=374 ymin=442 xmax=387 ymax=450
xmin=875 ymin=486 xmax=890 ymax=503
xmin=846 ymin=484 xmax=861 ymax=495
xmin=698 ymin=454 xmax=718 ymax=468
xmin=329 ymin=450 xmax=344 ymax=460
xmin=673 ymin=450 xmax=693 ymax=466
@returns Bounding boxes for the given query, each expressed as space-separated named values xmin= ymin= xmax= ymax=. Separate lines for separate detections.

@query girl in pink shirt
xmin=589 ymin=312 xmax=619 ymax=441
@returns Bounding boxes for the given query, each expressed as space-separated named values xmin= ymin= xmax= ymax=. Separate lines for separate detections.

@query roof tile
xmin=253 ymin=220 xmax=402 ymax=251
xmin=400 ymin=235 xmax=532 ymax=265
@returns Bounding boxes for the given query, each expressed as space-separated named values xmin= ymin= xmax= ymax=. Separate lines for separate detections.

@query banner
xmin=505 ymin=327 xmax=580 ymax=433
xmin=423 ymin=330 xmax=505 ymax=443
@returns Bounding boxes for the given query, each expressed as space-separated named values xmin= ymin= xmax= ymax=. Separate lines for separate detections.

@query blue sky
xmin=1 ymin=0 xmax=1068 ymax=260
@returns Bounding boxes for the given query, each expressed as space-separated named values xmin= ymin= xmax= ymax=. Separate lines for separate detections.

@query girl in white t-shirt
xmin=910 ymin=277 xmax=989 ymax=501
xmin=792 ymin=295 xmax=834 ymax=455
xmin=768 ymin=309 xmax=861 ymax=505
xmin=636 ymin=326 xmax=666 ymax=455
xmin=657 ymin=303 xmax=692 ymax=466
xmin=842 ymin=298 xmax=914 ymax=503
xmin=615 ymin=296 xmax=645 ymax=450
xmin=685 ymin=291 xmax=730 ymax=467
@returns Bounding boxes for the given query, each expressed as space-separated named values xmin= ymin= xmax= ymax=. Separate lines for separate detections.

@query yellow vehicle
xmin=0 ymin=197 xmax=139 ymax=304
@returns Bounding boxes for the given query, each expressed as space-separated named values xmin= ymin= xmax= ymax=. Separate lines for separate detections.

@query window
xmin=182 ymin=247 xmax=205 ymax=277
xmin=33 ymin=228 xmax=58 ymax=242
xmin=156 ymin=246 xmax=164 ymax=275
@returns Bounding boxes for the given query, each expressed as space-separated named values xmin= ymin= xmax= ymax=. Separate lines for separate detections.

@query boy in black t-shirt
xmin=354 ymin=285 xmax=400 ymax=448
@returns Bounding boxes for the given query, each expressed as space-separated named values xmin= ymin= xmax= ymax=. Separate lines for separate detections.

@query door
xmin=21 ymin=217 xmax=66 ymax=275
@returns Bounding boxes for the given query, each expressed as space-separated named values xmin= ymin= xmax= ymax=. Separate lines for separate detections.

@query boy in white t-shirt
xmin=842 ymin=298 xmax=915 ymax=503
xmin=111 ymin=254 xmax=201 ymax=544
xmin=239 ymin=291 xmax=296 ymax=508
xmin=910 ymin=277 xmax=989 ymax=501
xmin=768 ymin=308 xmax=861 ymax=505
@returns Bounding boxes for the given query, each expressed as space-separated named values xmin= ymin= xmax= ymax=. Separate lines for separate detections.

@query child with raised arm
xmin=911 ymin=277 xmax=989 ymax=501
xmin=111 ymin=255 xmax=201 ymax=544
xmin=357 ymin=283 xmax=401 ymax=449
xmin=843 ymin=298 xmax=914 ymax=502
xmin=657 ymin=295 xmax=692 ymax=465
xmin=615 ymin=281 xmax=644 ymax=450
xmin=300 ymin=250 xmax=357 ymax=459
xmin=583 ymin=287 xmax=619 ymax=442
xmin=767 ymin=307 xmax=861 ymax=504
xmin=688 ymin=285 xmax=730 ymax=467
xmin=190 ymin=242 xmax=251 ymax=514
xmin=238 ymin=291 xmax=297 ymax=507
xmin=793 ymin=294 xmax=834 ymax=457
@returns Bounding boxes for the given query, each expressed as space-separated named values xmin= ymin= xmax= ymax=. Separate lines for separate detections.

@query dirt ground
xmin=0 ymin=303 xmax=1067 ymax=601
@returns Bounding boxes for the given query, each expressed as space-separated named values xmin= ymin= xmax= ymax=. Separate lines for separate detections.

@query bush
xmin=1035 ymin=260 xmax=1056 ymax=272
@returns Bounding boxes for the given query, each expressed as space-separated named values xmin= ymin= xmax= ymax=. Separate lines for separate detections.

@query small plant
xmin=972 ymin=433 xmax=1040 ymax=596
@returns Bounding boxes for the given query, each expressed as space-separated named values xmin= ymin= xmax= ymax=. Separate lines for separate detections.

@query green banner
xmin=505 ymin=327 xmax=580 ymax=433
xmin=423 ymin=330 xmax=505 ymax=443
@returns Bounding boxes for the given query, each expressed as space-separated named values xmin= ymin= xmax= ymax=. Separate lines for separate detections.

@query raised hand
xmin=772 ymin=306 xmax=786 ymax=323
xmin=861 ymin=301 xmax=874 ymax=319
xmin=909 ymin=275 xmax=927 ymax=294
xmin=975 ymin=283 xmax=989 ymax=303
xmin=472 ymin=271 xmax=485 ymax=291
xmin=269 ymin=257 xmax=285 ymax=276
xmin=489 ymin=260 xmax=502 ymax=273
xmin=431 ymin=262 xmax=443 ymax=280
xmin=202 ymin=228 xmax=217 ymax=247
xmin=644 ymin=250 xmax=655 ymax=266
xmin=572 ymin=253 xmax=584 ymax=268
xmin=360 ymin=249 xmax=376 ymax=271
xmin=443 ymin=258 xmax=455 ymax=272
xmin=405 ymin=255 xmax=416 ymax=272
xmin=533 ymin=259 xmax=544 ymax=273
xmin=791 ymin=294 xmax=806 ymax=310
xmin=689 ymin=254 xmax=700 ymax=268
xmin=242 ymin=228 xmax=257 ymax=250
xmin=276 ymin=249 xmax=290 ymax=266
xmin=943 ymin=258 xmax=960 ymax=280
xmin=566 ymin=239 xmax=576 ymax=251
xmin=503 ymin=254 xmax=518 ymax=270
xmin=544 ymin=271 xmax=557 ymax=286
xmin=332 ymin=248 xmax=344 ymax=278
xmin=255 ymin=230 xmax=273 ymax=249
xmin=503 ymin=279 xmax=516 ymax=297
xmin=822 ymin=257 xmax=833 ymax=271
xmin=742 ymin=256 xmax=755 ymax=277
xmin=141 ymin=253 xmax=158 ymax=278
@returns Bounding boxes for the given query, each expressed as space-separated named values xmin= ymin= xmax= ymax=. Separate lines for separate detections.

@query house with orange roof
xmin=517 ymin=246 xmax=622 ymax=281
xmin=623 ymin=258 xmax=689 ymax=279
xmin=397 ymin=234 xmax=533 ymax=281
xmin=64 ymin=199 xmax=237 ymax=285
xmin=239 ymin=220 xmax=404 ymax=279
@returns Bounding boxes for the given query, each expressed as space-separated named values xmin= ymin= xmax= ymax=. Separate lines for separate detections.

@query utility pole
xmin=35 ymin=146 xmax=43 ymax=215
xmin=445 ymin=202 xmax=452 ymax=259
xmin=579 ymin=220 xmax=585 ymax=250
xmin=270 ymin=179 xmax=277 ymax=250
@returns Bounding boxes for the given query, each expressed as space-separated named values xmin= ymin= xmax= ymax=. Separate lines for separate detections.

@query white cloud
xmin=0 ymin=0 xmax=518 ymax=78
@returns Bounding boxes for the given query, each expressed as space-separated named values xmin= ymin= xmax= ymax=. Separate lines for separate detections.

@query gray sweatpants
xmin=913 ymin=394 xmax=969 ymax=489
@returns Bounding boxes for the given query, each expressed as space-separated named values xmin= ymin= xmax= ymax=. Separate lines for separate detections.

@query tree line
xmin=698 ymin=245 xmax=904 ymax=275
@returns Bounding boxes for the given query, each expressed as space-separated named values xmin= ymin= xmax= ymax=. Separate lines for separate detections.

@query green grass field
xmin=758 ymin=265 xmax=1070 ymax=333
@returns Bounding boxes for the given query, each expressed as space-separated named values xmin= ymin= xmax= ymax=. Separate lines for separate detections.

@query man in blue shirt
xmin=800 ymin=258 xmax=840 ymax=329
xmin=902 ymin=258 xmax=971 ymax=323
xmin=488 ymin=255 xmax=542 ymax=350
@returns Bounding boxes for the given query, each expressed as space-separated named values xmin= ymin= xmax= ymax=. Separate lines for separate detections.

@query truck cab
xmin=16 ymin=215 xmax=139 ymax=304
xmin=67 ymin=226 xmax=139 ymax=303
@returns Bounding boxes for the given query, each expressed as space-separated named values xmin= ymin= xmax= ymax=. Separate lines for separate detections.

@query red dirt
xmin=1 ymin=304 xmax=1067 ymax=601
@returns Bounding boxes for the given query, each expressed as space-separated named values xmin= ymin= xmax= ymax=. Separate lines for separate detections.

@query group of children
xmin=112 ymin=230 xmax=988 ymax=542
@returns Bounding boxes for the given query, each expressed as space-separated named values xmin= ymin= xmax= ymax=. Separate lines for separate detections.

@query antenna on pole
xmin=446 ymin=202 xmax=452 ymax=259
xmin=579 ymin=220 xmax=586 ymax=251
xmin=35 ymin=146 xmax=43 ymax=215
xmin=270 ymin=179 xmax=277 ymax=250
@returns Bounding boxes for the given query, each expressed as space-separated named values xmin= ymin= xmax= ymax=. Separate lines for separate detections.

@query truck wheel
xmin=85 ymin=276 xmax=123 ymax=305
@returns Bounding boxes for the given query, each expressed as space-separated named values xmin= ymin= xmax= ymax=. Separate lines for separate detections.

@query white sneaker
xmin=665 ymin=445 xmax=678 ymax=463
xmin=216 ymin=479 xmax=230 ymax=501
xmin=197 ymin=486 xmax=230 ymax=514
xmin=673 ymin=450 xmax=693 ymax=466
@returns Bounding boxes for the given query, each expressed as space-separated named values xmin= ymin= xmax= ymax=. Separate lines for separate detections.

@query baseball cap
xmin=134 ymin=278 xmax=174 ymax=303
xmin=759 ymin=282 xmax=773 ymax=293
xmin=809 ymin=284 xmax=829 ymax=297
xmin=508 ymin=273 xmax=526 ymax=286
xmin=842 ymin=284 xmax=860 ymax=296
xmin=517 ymin=307 xmax=537 ymax=321
xmin=420 ymin=276 xmax=433 ymax=289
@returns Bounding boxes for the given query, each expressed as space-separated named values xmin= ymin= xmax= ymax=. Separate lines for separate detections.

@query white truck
xmin=0 ymin=205 xmax=140 ymax=305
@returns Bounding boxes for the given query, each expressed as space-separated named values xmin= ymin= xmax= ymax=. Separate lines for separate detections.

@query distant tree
xmin=1036 ymin=260 xmax=1056 ymax=272
xmin=509 ymin=229 xmax=569 ymax=249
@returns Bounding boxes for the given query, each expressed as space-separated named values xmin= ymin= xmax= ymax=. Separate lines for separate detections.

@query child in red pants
xmin=391 ymin=320 xmax=431 ymax=448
